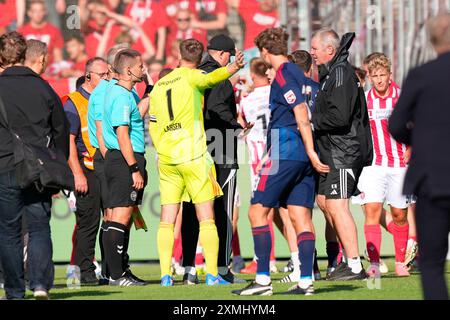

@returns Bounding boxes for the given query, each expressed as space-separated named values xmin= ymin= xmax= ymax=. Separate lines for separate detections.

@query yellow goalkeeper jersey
xmin=149 ymin=66 xmax=232 ymax=164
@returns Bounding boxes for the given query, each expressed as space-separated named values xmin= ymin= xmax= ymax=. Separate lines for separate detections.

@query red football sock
xmin=195 ymin=246 xmax=204 ymax=266
xmin=392 ymin=223 xmax=409 ymax=263
xmin=173 ymin=237 xmax=183 ymax=263
xmin=232 ymin=229 xmax=241 ymax=256
xmin=364 ymin=224 xmax=382 ymax=263
xmin=387 ymin=221 xmax=394 ymax=234
xmin=269 ymin=219 xmax=276 ymax=261
xmin=70 ymin=224 xmax=77 ymax=265
xmin=337 ymin=242 xmax=343 ymax=264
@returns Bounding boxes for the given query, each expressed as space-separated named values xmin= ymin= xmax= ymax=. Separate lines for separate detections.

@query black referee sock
xmin=122 ymin=228 xmax=130 ymax=271
xmin=99 ymin=221 xmax=110 ymax=278
xmin=104 ymin=221 xmax=127 ymax=280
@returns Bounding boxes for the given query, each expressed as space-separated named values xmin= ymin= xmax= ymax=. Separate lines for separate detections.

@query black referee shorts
xmin=104 ymin=150 xmax=147 ymax=208
xmin=93 ymin=149 xmax=111 ymax=210
xmin=318 ymin=168 xmax=362 ymax=200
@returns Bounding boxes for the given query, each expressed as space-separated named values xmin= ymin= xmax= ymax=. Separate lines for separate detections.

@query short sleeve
xmin=216 ymin=1 xmax=228 ymax=14
xmin=279 ymin=69 xmax=306 ymax=110
xmin=110 ymin=94 xmax=132 ymax=127
xmin=92 ymin=94 xmax=103 ymax=121
xmin=64 ymin=100 xmax=81 ymax=135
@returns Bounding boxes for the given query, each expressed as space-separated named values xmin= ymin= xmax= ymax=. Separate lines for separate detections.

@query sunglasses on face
xmin=177 ymin=18 xmax=190 ymax=22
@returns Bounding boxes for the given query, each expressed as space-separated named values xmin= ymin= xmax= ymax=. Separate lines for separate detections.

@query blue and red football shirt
xmin=267 ymin=62 xmax=309 ymax=161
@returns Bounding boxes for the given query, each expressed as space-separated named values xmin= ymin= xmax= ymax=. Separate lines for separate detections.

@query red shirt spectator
xmin=190 ymin=0 xmax=228 ymax=38
xmin=229 ymin=0 xmax=279 ymax=50
xmin=19 ymin=23 xmax=64 ymax=64
xmin=124 ymin=0 xmax=170 ymax=59
xmin=84 ymin=22 xmax=123 ymax=58
xmin=59 ymin=35 xmax=89 ymax=79
xmin=18 ymin=1 xmax=64 ymax=64
xmin=162 ymin=0 xmax=192 ymax=31
xmin=166 ymin=9 xmax=207 ymax=56
xmin=0 ymin=0 xmax=18 ymax=32
xmin=191 ymin=0 xmax=227 ymax=18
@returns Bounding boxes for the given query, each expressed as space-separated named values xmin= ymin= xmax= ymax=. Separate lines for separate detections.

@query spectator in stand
xmin=94 ymin=5 xmax=155 ymax=59
xmin=163 ymin=0 xmax=192 ymax=32
xmin=166 ymin=9 xmax=207 ymax=57
xmin=83 ymin=2 xmax=156 ymax=61
xmin=165 ymin=40 xmax=182 ymax=69
xmin=18 ymin=0 xmax=64 ymax=65
xmin=123 ymin=0 xmax=170 ymax=61
xmin=60 ymin=35 xmax=89 ymax=78
xmin=227 ymin=0 xmax=279 ymax=50
xmin=190 ymin=0 xmax=229 ymax=39
xmin=147 ymin=58 xmax=165 ymax=84
xmin=0 ymin=0 xmax=25 ymax=34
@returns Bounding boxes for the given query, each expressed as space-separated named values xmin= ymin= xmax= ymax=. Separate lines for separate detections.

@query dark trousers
xmin=0 ymin=170 xmax=54 ymax=299
xmin=182 ymin=166 xmax=237 ymax=269
xmin=416 ymin=195 xmax=450 ymax=300
xmin=74 ymin=162 xmax=101 ymax=279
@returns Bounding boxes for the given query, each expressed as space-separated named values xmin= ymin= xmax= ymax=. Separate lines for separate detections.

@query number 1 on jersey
xmin=166 ymin=89 xmax=174 ymax=121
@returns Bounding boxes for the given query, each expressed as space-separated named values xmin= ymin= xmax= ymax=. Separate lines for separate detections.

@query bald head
xmin=311 ymin=28 xmax=340 ymax=65
xmin=427 ymin=13 xmax=450 ymax=54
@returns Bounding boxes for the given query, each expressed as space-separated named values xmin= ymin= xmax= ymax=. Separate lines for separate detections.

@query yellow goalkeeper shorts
xmin=158 ymin=152 xmax=223 ymax=205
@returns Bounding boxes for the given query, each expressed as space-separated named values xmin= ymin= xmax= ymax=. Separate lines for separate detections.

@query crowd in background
xmin=0 ymin=0 xmax=280 ymax=97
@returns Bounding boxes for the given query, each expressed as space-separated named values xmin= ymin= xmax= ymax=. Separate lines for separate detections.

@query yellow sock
xmin=199 ymin=219 xmax=219 ymax=277
xmin=157 ymin=222 xmax=174 ymax=278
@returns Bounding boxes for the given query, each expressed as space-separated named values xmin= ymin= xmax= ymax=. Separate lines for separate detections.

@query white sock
xmin=185 ymin=266 xmax=196 ymax=276
xmin=291 ymin=251 xmax=300 ymax=274
xmin=298 ymin=278 xmax=313 ymax=289
xmin=347 ymin=257 xmax=362 ymax=273
xmin=218 ymin=267 xmax=229 ymax=275
xmin=255 ymin=274 xmax=271 ymax=286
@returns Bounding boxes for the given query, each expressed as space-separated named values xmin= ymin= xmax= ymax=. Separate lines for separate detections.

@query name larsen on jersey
xmin=164 ymin=122 xmax=182 ymax=132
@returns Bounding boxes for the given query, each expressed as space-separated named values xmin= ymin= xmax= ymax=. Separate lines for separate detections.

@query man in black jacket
xmin=0 ymin=32 xmax=70 ymax=300
xmin=389 ymin=13 xmax=450 ymax=300
xmin=181 ymin=35 xmax=250 ymax=284
xmin=311 ymin=29 xmax=373 ymax=281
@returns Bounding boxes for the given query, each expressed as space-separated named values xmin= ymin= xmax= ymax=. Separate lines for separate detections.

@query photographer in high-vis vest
xmin=63 ymin=57 xmax=109 ymax=285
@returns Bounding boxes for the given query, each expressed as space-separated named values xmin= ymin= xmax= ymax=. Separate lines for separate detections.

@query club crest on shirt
xmin=284 ymin=90 xmax=297 ymax=104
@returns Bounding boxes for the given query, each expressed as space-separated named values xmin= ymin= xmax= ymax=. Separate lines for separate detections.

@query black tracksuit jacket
xmin=199 ymin=54 xmax=242 ymax=169
xmin=0 ymin=66 xmax=70 ymax=174
xmin=311 ymin=33 xmax=373 ymax=170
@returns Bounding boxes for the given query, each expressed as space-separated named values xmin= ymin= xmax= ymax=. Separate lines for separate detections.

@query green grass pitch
xmin=2 ymin=259 xmax=449 ymax=300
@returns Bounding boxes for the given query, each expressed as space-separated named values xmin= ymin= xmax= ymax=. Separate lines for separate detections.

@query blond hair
xmin=367 ymin=53 xmax=391 ymax=74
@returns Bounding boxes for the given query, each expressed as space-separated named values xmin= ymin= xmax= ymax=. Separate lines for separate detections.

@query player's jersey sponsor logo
xmin=368 ymin=108 xmax=393 ymax=120
xmin=283 ymin=90 xmax=297 ymax=104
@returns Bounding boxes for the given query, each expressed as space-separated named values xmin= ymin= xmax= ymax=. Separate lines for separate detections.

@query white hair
xmin=312 ymin=28 xmax=340 ymax=50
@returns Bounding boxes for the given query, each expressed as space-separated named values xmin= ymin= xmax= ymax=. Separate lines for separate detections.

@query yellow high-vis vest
xmin=66 ymin=91 xmax=96 ymax=170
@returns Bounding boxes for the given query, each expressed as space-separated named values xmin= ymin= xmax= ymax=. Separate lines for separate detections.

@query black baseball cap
xmin=207 ymin=35 xmax=236 ymax=56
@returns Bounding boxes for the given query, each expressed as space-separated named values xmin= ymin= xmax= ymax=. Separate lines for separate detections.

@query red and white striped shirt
xmin=366 ymin=83 xmax=407 ymax=168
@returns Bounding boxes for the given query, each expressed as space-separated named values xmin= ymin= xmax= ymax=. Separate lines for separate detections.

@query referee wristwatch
xmin=129 ymin=163 xmax=140 ymax=173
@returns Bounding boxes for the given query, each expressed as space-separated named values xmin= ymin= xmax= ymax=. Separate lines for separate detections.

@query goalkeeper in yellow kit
xmin=149 ymin=39 xmax=246 ymax=286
